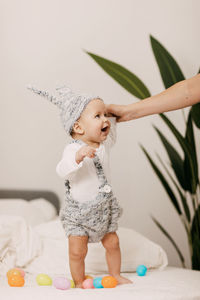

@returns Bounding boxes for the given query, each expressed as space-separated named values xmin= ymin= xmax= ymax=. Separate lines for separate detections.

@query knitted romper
xmin=59 ymin=140 xmax=123 ymax=243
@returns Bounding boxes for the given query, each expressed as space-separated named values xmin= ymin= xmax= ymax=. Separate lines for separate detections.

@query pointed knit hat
xmin=27 ymin=85 xmax=102 ymax=135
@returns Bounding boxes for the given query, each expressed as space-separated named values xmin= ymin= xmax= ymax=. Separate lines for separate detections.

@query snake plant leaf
xmin=191 ymin=68 xmax=200 ymax=127
xmin=191 ymin=232 xmax=200 ymax=270
xmin=191 ymin=207 xmax=200 ymax=270
xmin=191 ymin=205 xmax=200 ymax=241
xmin=151 ymin=215 xmax=185 ymax=267
xmin=183 ymin=112 xmax=199 ymax=191
xmin=160 ymin=113 xmax=197 ymax=194
xmin=140 ymin=144 xmax=181 ymax=215
xmin=150 ymin=35 xmax=185 ymax=88
xmin=156 ymin=153 xmax=191 ymax=222
xmin=153 ymin=125 xmax=188 ymax=191
xmin=191 ymin=103 xmax=200 ymax=128
xmin=84 ymin=50 xmax=151 ymax=99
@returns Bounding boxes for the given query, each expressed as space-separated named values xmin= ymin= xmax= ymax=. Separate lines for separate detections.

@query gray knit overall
xmin=59 ymin=139 xmax=123 ymax=243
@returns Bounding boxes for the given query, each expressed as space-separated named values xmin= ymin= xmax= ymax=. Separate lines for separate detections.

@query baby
xmin=27 ymin=85 xmax=132 ymax=288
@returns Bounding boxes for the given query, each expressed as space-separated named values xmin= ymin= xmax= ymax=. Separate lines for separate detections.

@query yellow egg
xmin=36 ymin=274 xmax=52 ymax=286
xmin=70 ymin=279 xmax=75 ymax=288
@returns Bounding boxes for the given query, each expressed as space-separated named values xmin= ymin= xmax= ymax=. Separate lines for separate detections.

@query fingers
xmin=107 ymin=104 xmax=125 ymax=119
xmin=107 ymin=104 xmax=130 ymax=122
xmin=106 ymin=104 xmax=118 ymax=117
xmin=83 ymin=146 xmax=96 ymax=158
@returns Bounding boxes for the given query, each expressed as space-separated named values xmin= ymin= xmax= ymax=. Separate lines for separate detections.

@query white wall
xmin=1 ymin=0 xmax=200 ymax=268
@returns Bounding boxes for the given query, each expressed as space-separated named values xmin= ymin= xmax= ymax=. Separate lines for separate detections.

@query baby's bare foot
xmin=75 ymin=283 xmax=83 ymax=288
xmin=114 ymin=275 xmax=133 ymax=285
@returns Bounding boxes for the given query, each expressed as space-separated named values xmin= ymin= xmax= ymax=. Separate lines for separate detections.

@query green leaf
xmin=191 ymin=232 xmax=200 ymax=270
xmin=150 ymin=35 xmax=185 ymax=88
xmin=183 ymin=112 xmax=199 ymax=190
xmin=160 ymin=113 xmax=197 ymax=194
xmin=153 ymin=125 xmax=188 ymax=191
xmin=187 ymin=68 xmax=200 ymax=128
xmin=151 ymin=215 xmax=185 ymax=267
xmin=191 ymin=103 xmax=200 ymax=128
xmin=156 ymin=153 xmax=191 ymax=222
xmin=191 ymin=205 xmax=200 ymax=242
xmin=84 ymin=51 xmax=151 ymax=99
xmin=191 ymin=203 xmax=200 ymax=269
xmin=140 ymin=144 xmax=181 ymax=215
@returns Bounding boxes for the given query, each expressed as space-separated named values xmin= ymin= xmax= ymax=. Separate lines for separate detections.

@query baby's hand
xmin=75 ymin=145 xmax=96 ymax=164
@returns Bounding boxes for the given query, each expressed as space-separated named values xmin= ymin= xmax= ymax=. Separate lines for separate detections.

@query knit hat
xmin=27 ymin=85 xmax=103 ymax=135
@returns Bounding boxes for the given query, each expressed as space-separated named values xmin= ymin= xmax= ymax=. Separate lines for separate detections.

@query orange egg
xmin=85 ymin=275 xmax=93 ymax=280
xmin=7 ymin=269 xmax=22 ymax=278
xmin=101 ymin=276 xmax=118 ymax=288
xmin=8 ymin=275 xmax=25 ymax=287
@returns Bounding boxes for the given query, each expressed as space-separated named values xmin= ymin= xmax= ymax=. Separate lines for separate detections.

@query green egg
xmin=36 ymin=274 xmax=52 ymax=286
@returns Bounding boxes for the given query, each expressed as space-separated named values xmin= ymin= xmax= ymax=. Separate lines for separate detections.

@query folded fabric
xmin=0 ymin=198 xmax=57 ymax=226
xmin=0 ymin=215 xmax=42 ymax=275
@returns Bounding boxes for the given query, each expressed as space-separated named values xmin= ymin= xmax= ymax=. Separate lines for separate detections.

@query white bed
xmin=1 ymin=267 xmax=200 ymax=300
xmin=0 ymin=190 xmax=200 ymax=300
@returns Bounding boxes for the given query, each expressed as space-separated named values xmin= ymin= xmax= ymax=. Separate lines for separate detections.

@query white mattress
xmin=1 ymin=267 xmax=200 ymax=300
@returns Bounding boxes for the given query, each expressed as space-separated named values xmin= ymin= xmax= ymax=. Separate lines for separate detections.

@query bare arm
xmin=107 ymin=74 xmax=200 ymax=122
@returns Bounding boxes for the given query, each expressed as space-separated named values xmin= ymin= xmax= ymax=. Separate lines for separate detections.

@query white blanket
xmin=1 ymin=215 xmax=167 ymax=276
xmin=0 ymin=215 xmax=42 ymax=274
xmin=0 ymin=215 xmax=200 ymax=299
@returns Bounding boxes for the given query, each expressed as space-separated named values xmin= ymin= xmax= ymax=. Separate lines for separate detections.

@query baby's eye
xmin=95 ymin=114 xmax=100 ymax=118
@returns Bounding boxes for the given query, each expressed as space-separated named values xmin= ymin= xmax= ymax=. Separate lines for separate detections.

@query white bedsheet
xmin=1 ymin=267 xmax=200 ymax=300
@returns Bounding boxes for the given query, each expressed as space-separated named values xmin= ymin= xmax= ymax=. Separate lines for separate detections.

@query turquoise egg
xmin=136 ymin=265 xmax=147 ymax=276
xmin=93 ymin=277 xmax=104 ymax=288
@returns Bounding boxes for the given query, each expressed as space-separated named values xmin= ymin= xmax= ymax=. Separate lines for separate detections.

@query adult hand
xmin=106 ymin=104 xmax=131 ymax=122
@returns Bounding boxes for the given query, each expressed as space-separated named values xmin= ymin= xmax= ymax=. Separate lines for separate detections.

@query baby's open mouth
xmin=101 ymin=125 xmax=109 ymax=132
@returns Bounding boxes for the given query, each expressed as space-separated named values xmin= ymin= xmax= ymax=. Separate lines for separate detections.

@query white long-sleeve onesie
xmin=56 ymin=118 xmax=116 ymax=203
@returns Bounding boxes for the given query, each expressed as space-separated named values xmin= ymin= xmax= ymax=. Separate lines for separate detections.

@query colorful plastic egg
xmin=136 ymin=265 xmax=147 ymax=276
xmin=82 ymin=278 xmax=94 ymax=289
xmin=8 ymin=275 xmax=25 ymax=287
xmin=15 ymin=268 xmax=25 ymax=277
xmin=70 ymin=279 xmax=75 ymax=288
xmin=36 ymin=274 xmax=52 ymax=286
xmin=7 ymin=269 xmax=22 ymax=278
xmin=93 ymin=277 xmax=104 ymax=288
xmin=53 ymin=277 xmax=70 ymax=290
xmin=101 ymin=276 xmax=118 ymax=288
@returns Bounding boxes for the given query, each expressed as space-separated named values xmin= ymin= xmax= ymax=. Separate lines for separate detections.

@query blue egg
xmin=93 ymin=277 xmax=104 ymax=288
xmin=136 ymin=265 xmax=147 ymax=276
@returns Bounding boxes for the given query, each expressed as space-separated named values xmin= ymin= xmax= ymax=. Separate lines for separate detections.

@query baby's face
xmin=78 ymin=98 xmax=110 ymax=143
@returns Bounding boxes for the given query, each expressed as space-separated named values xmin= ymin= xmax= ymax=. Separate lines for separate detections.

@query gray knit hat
xmin=27 ymin=85 xmax=103 ymax=135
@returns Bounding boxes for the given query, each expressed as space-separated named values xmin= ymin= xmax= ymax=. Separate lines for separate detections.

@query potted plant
xmin=85 ymin=36 xmax=200 ymax=270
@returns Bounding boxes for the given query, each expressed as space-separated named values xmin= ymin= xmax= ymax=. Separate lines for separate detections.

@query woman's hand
xmin=75 ymin=145 xmax=96 ymax=164
xmin=106 ymin=104 xmax=132 ymax=122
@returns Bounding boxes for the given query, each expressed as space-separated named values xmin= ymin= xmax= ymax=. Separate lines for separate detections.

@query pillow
xmin=86 ymin=227 xmax=168 ymax=273
xmin=24 ymin=220 xmax=168 ymax=275
xmin=0 ymin=198 xmax=57 ymax=226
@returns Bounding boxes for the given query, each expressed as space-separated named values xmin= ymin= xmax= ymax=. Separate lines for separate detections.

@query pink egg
xmin=15 ymin=268 xmax=25 ymax=277
xmin=82 ymin=278 xmax=94 ymax=289
xmin=53 ymin=277 xmax=71 ymax=290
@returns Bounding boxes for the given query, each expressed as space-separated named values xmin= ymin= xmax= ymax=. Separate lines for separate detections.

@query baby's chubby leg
xmin=68 ymin=235 xmax=88 ymax=288
xmin=101 ymin=232 xmax=133 ymax=285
